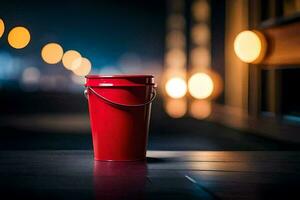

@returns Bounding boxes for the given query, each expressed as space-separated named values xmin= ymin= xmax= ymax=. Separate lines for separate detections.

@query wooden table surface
xmin=0 ymin=150 xmax=299 ymax=199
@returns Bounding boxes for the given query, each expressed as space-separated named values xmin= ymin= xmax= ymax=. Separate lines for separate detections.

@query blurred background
xmin=1 ymin=0 xmax=300 ymax=151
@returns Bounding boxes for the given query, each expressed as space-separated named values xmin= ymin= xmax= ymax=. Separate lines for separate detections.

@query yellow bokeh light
xmin=0 ymin=18 xmax=4 ymax=38
xmin=8 ymin=26 xmax=31 ymax=49
xmin=188 ymin=73 xmax=214 ymax=99
xmin=190 ymin=100 xmax=211 ymax=119
xmin=165 ymin=77 xmax=187 ymax=99
xmin=41 ymin=43 xmax=64 ymax=64
xmin=62 ymin=50 xmax=82 ymax=70
xmin=234 ymin=30 xmax=266 ymax=63
xmin=165 ymin=98 xmax=187 ymax=118
xmin=73 ymin=57 xmax=92 ymax=76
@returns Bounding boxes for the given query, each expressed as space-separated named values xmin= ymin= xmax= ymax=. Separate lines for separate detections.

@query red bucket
xmin=85 ymin=75 xmax=156 ymax=161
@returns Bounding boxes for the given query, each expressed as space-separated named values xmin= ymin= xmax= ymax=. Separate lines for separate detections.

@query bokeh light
xmin=22 ymin=67 xmax=40 ymax=84
xmin=189 ymin=68 xmax=223 ymax=100
xmin=190 ymin=47 xmax=210 ymax=68
xmin=191 ymin=24 xmax=210 ymax=46
xmin=73 ymin=57 xmax=92 ymax=76
xmin=41 ymin=43 xmax=64 ymax=64
xmin=192 ymin=0 xmax=210 ymax=21
xmin=188 ymin=72 xmax=214 ymax=99
xmin=165 ymin=98 xmax=187 ymax=118
xmin=167 ymin=14 xmax=185 ymax=30
xmin=8 ymin=26 xmax=31 ymax=49
xmin=0 ymin=18 xmax=4 ymax=38
xmin=161 ymin=68 xmax=186 ymax=97
xmin=62 ymin=50 xmax=82 ymax=70
xmin=165 ymin=49 xmax=186 ymax=69
xmin=166 ymin=31 xmax=185 ymax=49
xmin=165 ymin=77 xmax=187 ymax=99
xmin=162 ymin=68 xmax=186 ymax=82
xmin=234 ymin=30 xmax=266 ymax=63
xmin=190 ymin=100 xmax=211 ymax=119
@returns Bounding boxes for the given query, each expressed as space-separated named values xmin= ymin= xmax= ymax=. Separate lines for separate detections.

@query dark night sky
xmin=0 ymin=0 xmax=225 ymax=95
xmin=0 ymin=0 xmax=166 ymax=69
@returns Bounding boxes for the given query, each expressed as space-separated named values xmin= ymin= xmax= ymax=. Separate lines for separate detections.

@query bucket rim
xmin=85 ymin=83 xmax=156 ymax=87
xmin=85 ymin=74 xmax=154 ymax=79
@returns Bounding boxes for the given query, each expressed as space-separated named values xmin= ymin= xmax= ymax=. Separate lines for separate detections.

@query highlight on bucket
xmin=84 ymin=75 xmax=156 ymax=161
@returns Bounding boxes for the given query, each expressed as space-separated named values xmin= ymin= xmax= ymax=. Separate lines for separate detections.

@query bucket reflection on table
xmin=93 ymin=161 xmax=148 ymax=199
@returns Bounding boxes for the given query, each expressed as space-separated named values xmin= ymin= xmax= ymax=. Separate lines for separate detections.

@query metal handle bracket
xmin=84 ymin=87 xmax=156 ymax=107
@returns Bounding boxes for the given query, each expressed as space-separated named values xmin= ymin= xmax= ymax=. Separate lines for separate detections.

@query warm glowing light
xmin=234 ymin=30 xmax=266 ymax=63
xmin=192 ymin=0 xmax=210 ymax=21
xmin=188 ymin=73 xmax=214 ymax=99
xmin=8 ymin=26 xmax=31 ymax=49
xmin=191 ymin=47 xmax=210 ymax=68
xmin=0 ymin=18 xmax=4 ymax=38
xmin=190 ymin=100 xmax=211 ymax=119
xmin=167 ymin=15 xmax=185 ymax=30
xmin=165 ymin=98 xmax=187 ymax=118
xmin=41 ymin=43 xmax=64 ymax=64
xmin=62 ymin=50 xmax=82 ymax=70
xmin=73 ymin=57 xmax=92 ymax=76
xmin=165 ymin=77 xmax=187 ymax=99
xmin=165 ymin=49 xmax=186 ymax=69
xmin=166 ymin=31 xmax=185 ymax=49
xmin=191 ymin=24 xmax=210 ymax=46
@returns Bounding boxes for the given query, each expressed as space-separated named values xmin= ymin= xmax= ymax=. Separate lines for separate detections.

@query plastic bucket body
xmin=85 ymin=75 xmax=156 ymax=161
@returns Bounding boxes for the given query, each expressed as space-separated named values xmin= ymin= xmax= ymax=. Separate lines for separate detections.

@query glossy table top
xmin=0 ymin=150 xmax=300 ymax=199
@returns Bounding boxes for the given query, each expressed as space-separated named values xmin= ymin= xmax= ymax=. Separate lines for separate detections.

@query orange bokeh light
xmin=0 ymin=18 xmax=4 ymax=38
xmin=165 ymin=98 xmax=187 ymax=118
xmin=73 ymin=57 xmax=92 ymax=76
xmin=62 ymin=50 xmax=82 ymax=70
xmin=190 ymin=100 xmax=211 ymax=119
xmin=8 ymin=26 xmax=31 ymax=49
xmin=41 ymin=43 xmax=64 ymax=64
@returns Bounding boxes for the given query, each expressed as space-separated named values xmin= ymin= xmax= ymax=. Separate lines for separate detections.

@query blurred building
xmin=1 ymin=0 xmax=300 ymax=149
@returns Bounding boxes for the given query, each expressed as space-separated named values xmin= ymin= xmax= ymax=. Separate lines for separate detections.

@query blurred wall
xmin=225 ymin=0 xmax=249 ymax=110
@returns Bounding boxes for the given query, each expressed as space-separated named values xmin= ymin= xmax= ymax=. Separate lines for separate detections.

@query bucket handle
xmin=84 ymin=87 xmax=156 ymax=107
